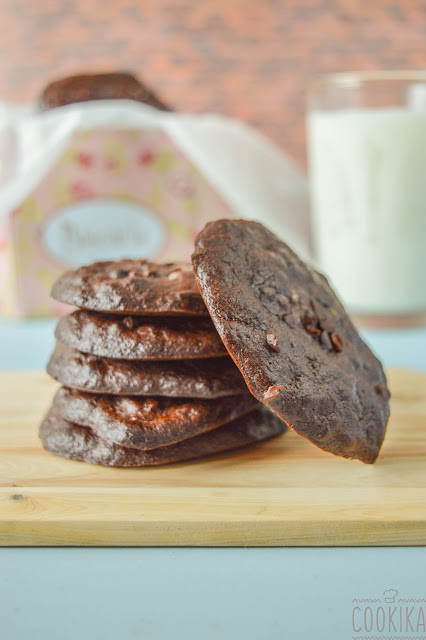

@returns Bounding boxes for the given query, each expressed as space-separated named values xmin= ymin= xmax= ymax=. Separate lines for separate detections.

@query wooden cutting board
xmin=0 ymin=368 xmax=425 ymax=546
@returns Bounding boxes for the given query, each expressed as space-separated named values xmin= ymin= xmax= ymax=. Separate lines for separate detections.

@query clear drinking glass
xmin=307 ymin=71 xmax=426 ymax=328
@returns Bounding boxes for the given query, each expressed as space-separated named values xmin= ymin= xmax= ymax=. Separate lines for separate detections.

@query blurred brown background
xmin=0 ymin=0 xmax=424 ymax=165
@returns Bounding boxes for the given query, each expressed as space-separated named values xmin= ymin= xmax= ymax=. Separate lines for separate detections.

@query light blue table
xmin=1 ymin=320 xmax=426 ymax=640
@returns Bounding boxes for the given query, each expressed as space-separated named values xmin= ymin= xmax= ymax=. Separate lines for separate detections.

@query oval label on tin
xmin=43 ymin=199 xmax=166 ymax=266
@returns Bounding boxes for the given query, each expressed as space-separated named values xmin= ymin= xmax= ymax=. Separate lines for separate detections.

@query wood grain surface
xmin=0 ymin=368 xmax=425 ymax=546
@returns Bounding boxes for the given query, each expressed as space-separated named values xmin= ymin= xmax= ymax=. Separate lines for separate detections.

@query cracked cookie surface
xmin=40 ymin=405 xmax=284 ymax=466
xmin=192 ymin=219 xmax=390 ymax=463
xmin=55 ymin=310 xmax=227 ymax=359
xmin=48 ymin=342 xmax=246 ymax=398
xmin=51 ymin=385 xmax=258 ymax=450
xmin=52 ymin=260 xmax=208 ymax=315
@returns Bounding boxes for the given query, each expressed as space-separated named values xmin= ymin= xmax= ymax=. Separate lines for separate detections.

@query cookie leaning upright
xmin=191 ymin=219 xmax=390 ymax=464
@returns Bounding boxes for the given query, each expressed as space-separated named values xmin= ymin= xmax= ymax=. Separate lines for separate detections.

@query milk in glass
xmin=308 ymin=108 xmax=426 ymax=315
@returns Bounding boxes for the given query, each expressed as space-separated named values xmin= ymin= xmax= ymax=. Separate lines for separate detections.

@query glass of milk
xmin=307 ymin=71 xmax=426 ymax=327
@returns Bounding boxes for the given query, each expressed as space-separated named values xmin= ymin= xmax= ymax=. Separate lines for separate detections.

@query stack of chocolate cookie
xmin=41 ymin=219 xmax=391 ymax=467
xmin=41 ymin=260 xmax=286 ymax=466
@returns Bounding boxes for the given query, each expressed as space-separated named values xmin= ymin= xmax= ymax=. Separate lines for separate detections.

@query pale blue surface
xmin=0 ymin=319 xmax=56 ymax=371
xmin=2 ymin=547 xmax=426 ymax=640
xmin=1 ymin=320 xmax=426 ymax=640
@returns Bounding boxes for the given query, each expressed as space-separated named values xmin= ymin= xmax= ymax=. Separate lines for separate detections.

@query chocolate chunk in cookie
xmin=192 ymin=219 xmax=390 ymax=464
xmin=40 ymin=72 xmax=170 ymax=111
xmin=47 ymin=342 xmax=247 ymax=398
xmin=52 ymin=385 xmax=258 ymax=450
xmin=55 ymin=310 xmax=227 ymax=360
xmin=51 ymin=260 xmax=208 ymax=315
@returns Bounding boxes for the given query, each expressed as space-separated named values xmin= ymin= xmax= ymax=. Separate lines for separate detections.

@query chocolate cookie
xmin=40 ymin=407 xmax=286 ymax=467
xmin=192 ymin=219 xmax=390 ymax=464
xmin=55 ymin=310 xmax=227 ymax=360
xmin=40 ymin=72 xmax=170 ymax=111
xmin=52 ymin=386 xmax=258 ymax=450
xmin=51 ymin=260 xmax=208 ymax=315
xmin=47 ymin=343 xmax=246 ymax=398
